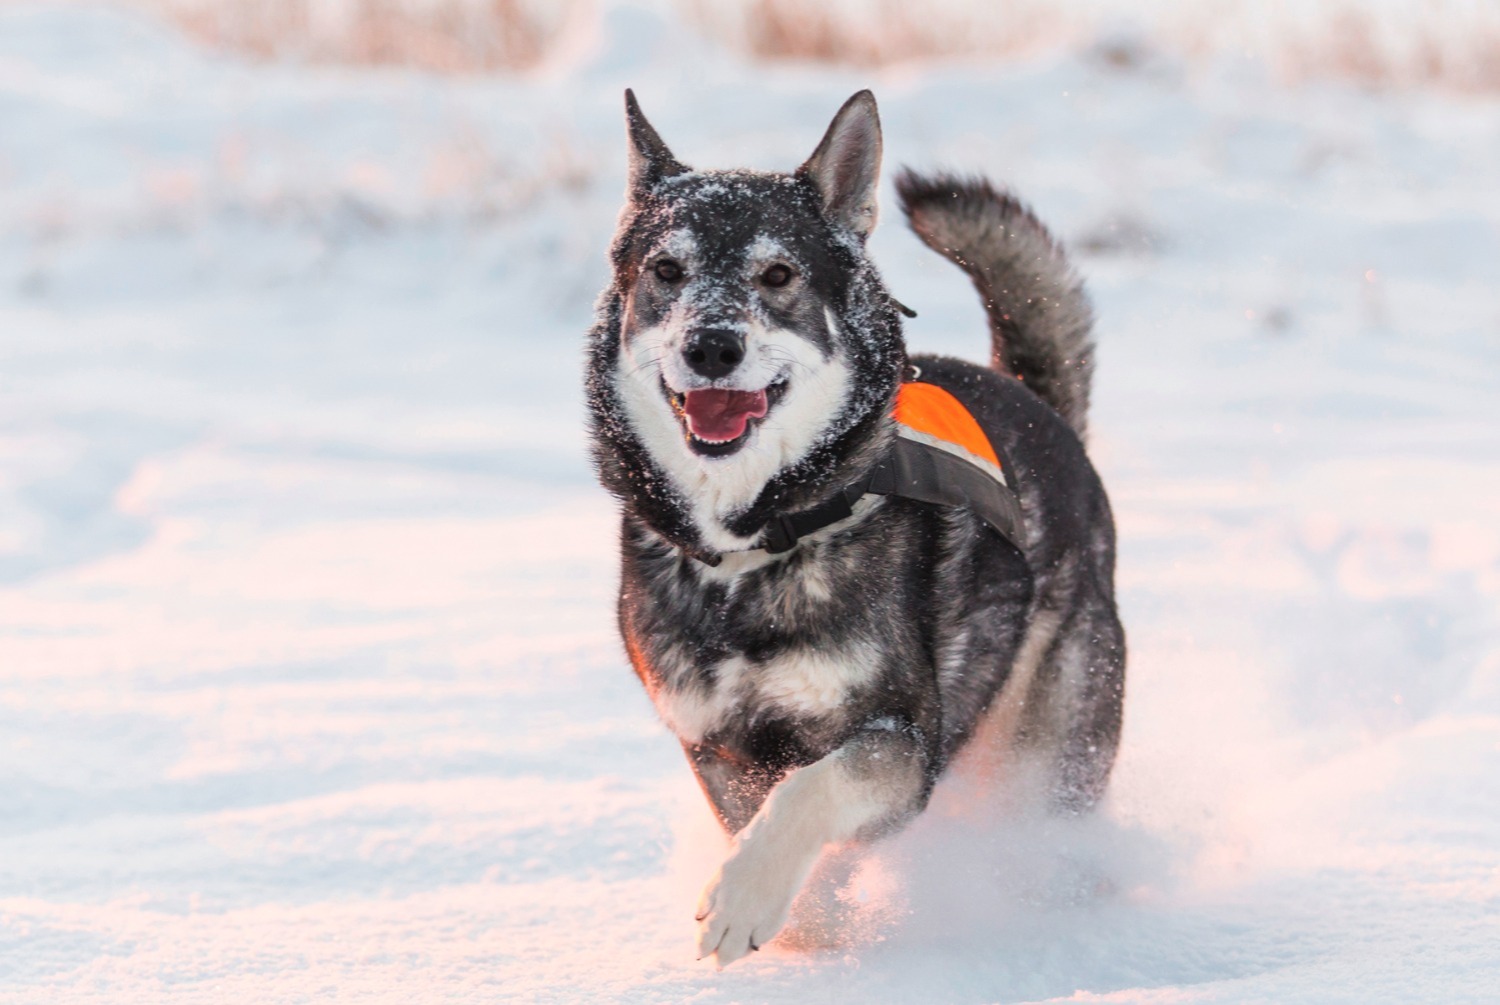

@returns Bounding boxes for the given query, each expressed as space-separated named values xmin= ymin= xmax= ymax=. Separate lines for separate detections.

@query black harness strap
xmin=757 ymin=435 xmax=1026 ymax=556
xmin=872 ymin=436 xmax=1027 ymax=547
xmin=760 ymin=476 xmax=873 ymax=554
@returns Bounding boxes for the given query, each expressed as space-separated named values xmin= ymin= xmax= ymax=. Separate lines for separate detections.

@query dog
xmin=584 ymin=89 xmax=1125 ymax=966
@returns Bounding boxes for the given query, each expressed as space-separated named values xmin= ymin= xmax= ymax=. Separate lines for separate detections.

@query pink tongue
xmin=682 ymin=389 xmax=769 ymax=442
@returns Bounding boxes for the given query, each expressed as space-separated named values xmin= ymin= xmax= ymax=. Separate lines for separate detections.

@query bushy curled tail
xmin=895 ymin=170 xmax=1095 ymax=439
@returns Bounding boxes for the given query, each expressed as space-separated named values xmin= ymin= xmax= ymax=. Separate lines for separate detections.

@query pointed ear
xmin=798 ymin=90 xmax=882 ymax=239
xmin=624 ymin=89 xmax=687 ymax=200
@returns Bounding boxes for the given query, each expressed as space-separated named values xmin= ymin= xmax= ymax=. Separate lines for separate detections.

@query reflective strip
xmin=893 ymin=382 xmax=1002 ymax=468
xmin=895 ymin=425 xmax=1008 ymax=488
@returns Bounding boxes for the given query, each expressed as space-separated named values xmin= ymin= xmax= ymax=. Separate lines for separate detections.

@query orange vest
xmin=892 ymin=381 xmax=1002 ymax=471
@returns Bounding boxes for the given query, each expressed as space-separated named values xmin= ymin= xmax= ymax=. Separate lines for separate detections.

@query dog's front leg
xmin=696 ymin=724 xmax=928 ymax=966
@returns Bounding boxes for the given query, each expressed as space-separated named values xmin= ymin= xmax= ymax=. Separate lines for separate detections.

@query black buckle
xmin=762 ymin=514 xmax=798 ymax=553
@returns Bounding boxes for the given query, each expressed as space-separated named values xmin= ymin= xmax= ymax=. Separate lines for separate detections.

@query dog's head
xmin=611 ymin=90 xmax=886 ymax=463
xmin=588 ymin=90 xmax=905 ymax=556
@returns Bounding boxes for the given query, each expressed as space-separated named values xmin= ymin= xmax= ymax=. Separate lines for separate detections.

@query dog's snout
xmin=683 ymin=329 xmax=745 ymax=379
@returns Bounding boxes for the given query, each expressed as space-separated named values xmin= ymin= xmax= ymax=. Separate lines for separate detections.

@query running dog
xmin=584 ymin=89 xmax=1125 ymax=966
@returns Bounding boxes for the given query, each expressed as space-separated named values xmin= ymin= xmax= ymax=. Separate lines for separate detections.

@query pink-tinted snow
xmin=0 ymin=4 xmax=1496 ymax=1002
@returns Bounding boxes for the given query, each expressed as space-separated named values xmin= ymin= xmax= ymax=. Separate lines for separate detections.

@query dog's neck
xmin=662 ymin=408 xmax=896 ymax=561
xmin=595 ymin=382 xmax=897 ymax=563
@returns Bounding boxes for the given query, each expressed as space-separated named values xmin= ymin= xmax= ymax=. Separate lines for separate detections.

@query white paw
xmin=695 ymin=846 xmax=802 ymax=967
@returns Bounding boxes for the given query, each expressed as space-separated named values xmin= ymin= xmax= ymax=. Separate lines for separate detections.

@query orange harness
xmin=752 ymin=381 xmax=1026 ymax=559
xmin=893 ymin=380 xmax=1002 ymax=468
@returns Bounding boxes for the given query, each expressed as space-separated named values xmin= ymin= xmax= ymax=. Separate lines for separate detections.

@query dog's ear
xmin=624 ymin=89 xmax=687 ymax=200
xmin=798 ymin=90 xmax=882 ymax=239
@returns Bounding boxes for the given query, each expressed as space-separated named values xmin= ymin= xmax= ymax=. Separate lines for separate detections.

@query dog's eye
xmin=761 ymin=264 xmax=793 ymax=288
xmin=654 ymin=259 xmax=684 ymax=283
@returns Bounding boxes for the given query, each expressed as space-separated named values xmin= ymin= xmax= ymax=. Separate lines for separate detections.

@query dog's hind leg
xmin=1017 ymin=597 xmax=1126 ymax=814
xmin=694 ymin=723 xmax=931 ymax=966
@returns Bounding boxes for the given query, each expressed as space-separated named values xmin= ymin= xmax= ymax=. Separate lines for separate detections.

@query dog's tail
xmin=895 ymin=170 xmax=1094 ymax=439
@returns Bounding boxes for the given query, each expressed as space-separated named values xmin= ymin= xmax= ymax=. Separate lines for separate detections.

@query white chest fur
xmin=653 ymin=643 xmax=880 ymax=744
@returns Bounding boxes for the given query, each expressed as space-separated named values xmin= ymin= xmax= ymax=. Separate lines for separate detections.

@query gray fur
xmin=896 ymin=171 xmax=1096 ymax=438
xmin=586 ymin=91 xmax=1125 ymax=960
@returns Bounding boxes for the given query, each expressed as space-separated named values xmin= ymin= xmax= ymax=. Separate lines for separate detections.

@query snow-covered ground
xmin=1 ymin=4 xmax=1496 ymax=1001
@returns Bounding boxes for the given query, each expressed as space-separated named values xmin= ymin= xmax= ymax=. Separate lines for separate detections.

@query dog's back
xmin=895 ymin=171 xmax=1124 ymax=810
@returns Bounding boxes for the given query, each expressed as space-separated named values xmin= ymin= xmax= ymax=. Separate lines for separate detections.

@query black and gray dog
xmin=585 ymin=89 xmax=1124 ymax=966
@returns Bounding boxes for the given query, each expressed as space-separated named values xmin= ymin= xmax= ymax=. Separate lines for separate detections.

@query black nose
xmin=683 ymin=329 xmax=745 ymax=379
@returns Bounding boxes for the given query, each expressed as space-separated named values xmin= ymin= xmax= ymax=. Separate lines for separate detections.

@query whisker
xmin=760 ymin=351 xmax=815 ymax=378
xmin=629 ymin=354 xmax=665 ymax=378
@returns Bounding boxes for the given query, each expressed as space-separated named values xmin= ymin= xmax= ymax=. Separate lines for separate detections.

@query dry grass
xmin=138 ymin=0 xmax=578 ymax=73
xmin=119 ymin=0 xmax=1500 ymax=92
xmin=1272 ymin=5 xmax=1500 ymax=93
xmin=683 ymin=0 xmax=1078 ymax=68
xmin=696 ymin=0 xmax=1500 ymax=94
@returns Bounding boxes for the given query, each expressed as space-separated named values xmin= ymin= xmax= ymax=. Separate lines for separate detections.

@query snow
xmin=1 ymin=3 xmax=1497 ymax=1001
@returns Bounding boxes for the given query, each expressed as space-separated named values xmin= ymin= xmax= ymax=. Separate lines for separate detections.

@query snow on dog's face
xmin=607 ymin=91 xmax=892 ymax=551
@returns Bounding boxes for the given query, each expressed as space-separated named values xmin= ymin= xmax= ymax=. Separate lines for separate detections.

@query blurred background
xmin=109 ymin=0 xmax=1500 ymax=84
xmin=0 ymin=1 xmax=1496 ymax=1001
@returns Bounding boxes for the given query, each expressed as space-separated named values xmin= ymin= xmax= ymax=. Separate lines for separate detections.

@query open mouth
xmin=664 ymin=380 xmax=788 ymax=456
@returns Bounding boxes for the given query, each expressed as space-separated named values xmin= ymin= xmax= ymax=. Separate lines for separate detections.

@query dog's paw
xmin=695 ymin=846 xmax=801 ymax=967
